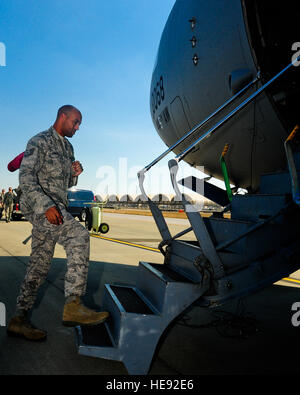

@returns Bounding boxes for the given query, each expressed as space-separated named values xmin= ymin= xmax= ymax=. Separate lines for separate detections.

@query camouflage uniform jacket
xmin=19 ymin=126 xmax=77 ymax=215
xmin=3 ymin=191 xmax=14 ymax=205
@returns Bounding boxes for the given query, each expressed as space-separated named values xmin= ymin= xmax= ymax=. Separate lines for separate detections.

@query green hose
xmin=220 ymin=144 xmax=233 ymax=202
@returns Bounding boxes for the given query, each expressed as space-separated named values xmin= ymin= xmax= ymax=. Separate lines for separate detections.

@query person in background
xmin=3 ymin=187 xmax=14 ymax=223
xmin=0 ymin=189 xmax=5 ymax=219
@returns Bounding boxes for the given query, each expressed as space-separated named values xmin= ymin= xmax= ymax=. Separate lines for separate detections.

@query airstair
xmin=75 ymin=57 xmax=300 ymax=375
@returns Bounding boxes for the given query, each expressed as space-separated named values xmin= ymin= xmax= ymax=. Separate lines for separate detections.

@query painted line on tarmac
xmin=281 ymin=277 xmax=300 ymax=285
xmin=90 ymin=233 xmax=160 ymax=253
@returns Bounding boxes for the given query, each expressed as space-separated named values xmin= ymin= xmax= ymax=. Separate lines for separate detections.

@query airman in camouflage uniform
xmin=7 ymin=105 xmax=108 ymax=341
xmin=3 ymin=187 xmax=14 ymax=222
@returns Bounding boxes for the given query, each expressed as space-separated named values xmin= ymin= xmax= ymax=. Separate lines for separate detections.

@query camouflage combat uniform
xmin=3 ymin=191 xmax=14 ymax=221
xmin=16 ymin=126 xmax=90 ymax=311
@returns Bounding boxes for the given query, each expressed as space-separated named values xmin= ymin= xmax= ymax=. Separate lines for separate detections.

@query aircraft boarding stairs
xmin=75 ymin=143 xmax=300 ymax=375
xmin=75 ymin=59 xmax=300 ymax=375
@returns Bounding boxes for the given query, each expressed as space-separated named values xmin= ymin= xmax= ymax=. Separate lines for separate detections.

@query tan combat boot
xmin=62 ymin=296 xmax=109 ymax=327
xmin=7 ymin=316 xmax=47 ymax=342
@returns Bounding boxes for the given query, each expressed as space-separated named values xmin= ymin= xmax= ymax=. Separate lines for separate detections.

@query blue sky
xmin=0 ymin=0 xmax=182 ymax=196
xmin=0 ymin=0 xmax=211 ymax=197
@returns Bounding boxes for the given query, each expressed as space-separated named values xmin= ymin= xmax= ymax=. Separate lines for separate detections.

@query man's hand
xmin=71 ymin=161 xmax=83 ymax=177
xmin=45 ymin=206 xmax=64 ymax=225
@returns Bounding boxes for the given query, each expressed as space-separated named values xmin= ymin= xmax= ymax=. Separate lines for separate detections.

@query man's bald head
xmin=56 ymin=105 xmax=82 ymax=121
xmin=54 ymin=105 xmax=82 ymax=138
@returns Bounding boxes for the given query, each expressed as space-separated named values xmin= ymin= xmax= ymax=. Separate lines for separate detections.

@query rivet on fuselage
xmin=192 ymin=54 xmax=199 ymax=66
xmin=189 ymin=17 xmax=196 ymax=30
xmin=190 ymin=36 xmax=197 ymax=48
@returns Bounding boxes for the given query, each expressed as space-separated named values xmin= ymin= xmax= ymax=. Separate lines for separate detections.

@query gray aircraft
xmin=150 ymin=0 xmax=299 ymax=192
xmin=76 ymin=0 xmax=300 ymax=374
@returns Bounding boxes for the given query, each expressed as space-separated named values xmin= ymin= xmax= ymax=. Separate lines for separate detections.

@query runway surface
xmin=0 ymin=212 xmax=300 ymax=375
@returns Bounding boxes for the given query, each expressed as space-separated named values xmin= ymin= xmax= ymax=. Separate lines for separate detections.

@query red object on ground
xmin=7 ymin=152 xmax=25 ymax=172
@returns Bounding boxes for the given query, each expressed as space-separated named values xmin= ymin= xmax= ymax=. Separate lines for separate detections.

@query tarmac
xmin=0 ymin=211 xmax=300 ymax=376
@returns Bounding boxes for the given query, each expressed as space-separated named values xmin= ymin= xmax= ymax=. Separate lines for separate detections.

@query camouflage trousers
xmin=4 ymin=203 xmax=13 ymax=221
xmin=16 ymin=206 xmax=90 ymax=311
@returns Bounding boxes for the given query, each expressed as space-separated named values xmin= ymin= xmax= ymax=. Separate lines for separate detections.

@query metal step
xmin=78 ymin=323 xmax=114 ymax=348
xmin=149 ymin=262 xmax=195 ymax=282
xmin=259 ymin=171 xmax=292 ymax=195
xmin=137 ymin=261 xmax=205 ymax=314
xmin=231 ymin=193 xmax=288 ymax=222
xmin=76 ymin=260 xmax=211 ymax=374
xmin=203 ymin=216 xmax=254 ymax=253
xmin=75 ymin=321 xmax=117 ymax=359
xmin=139 ymin=261 xmax=195 ymax=284
xmin=201 ymin=238 xmax=300 ymax=307
xmin=164 ymin=240 xmax=205 ymax=282
xmin=205 ymin=216 xmax=292 ymax=263
xmin=75 ymin=321 xmax=120 ymax=364
xmin=78 ymin=283 xmax=163 ymax=374
xmin=259 ymin=152 xmax=300 ymax=195
xmin=101 ymin=284 xmax=159 ymax=346
xmin=167 ymin=237 xmax=251 ymax=279
xmin=109 ymin=285 xmax=155 ymax=315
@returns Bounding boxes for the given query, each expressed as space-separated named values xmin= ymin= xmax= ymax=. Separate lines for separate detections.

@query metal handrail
xmin=138 ymin=72 xmax=260 ymax=177
xmin=176 ymin=56 xmax=300 ymax=163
